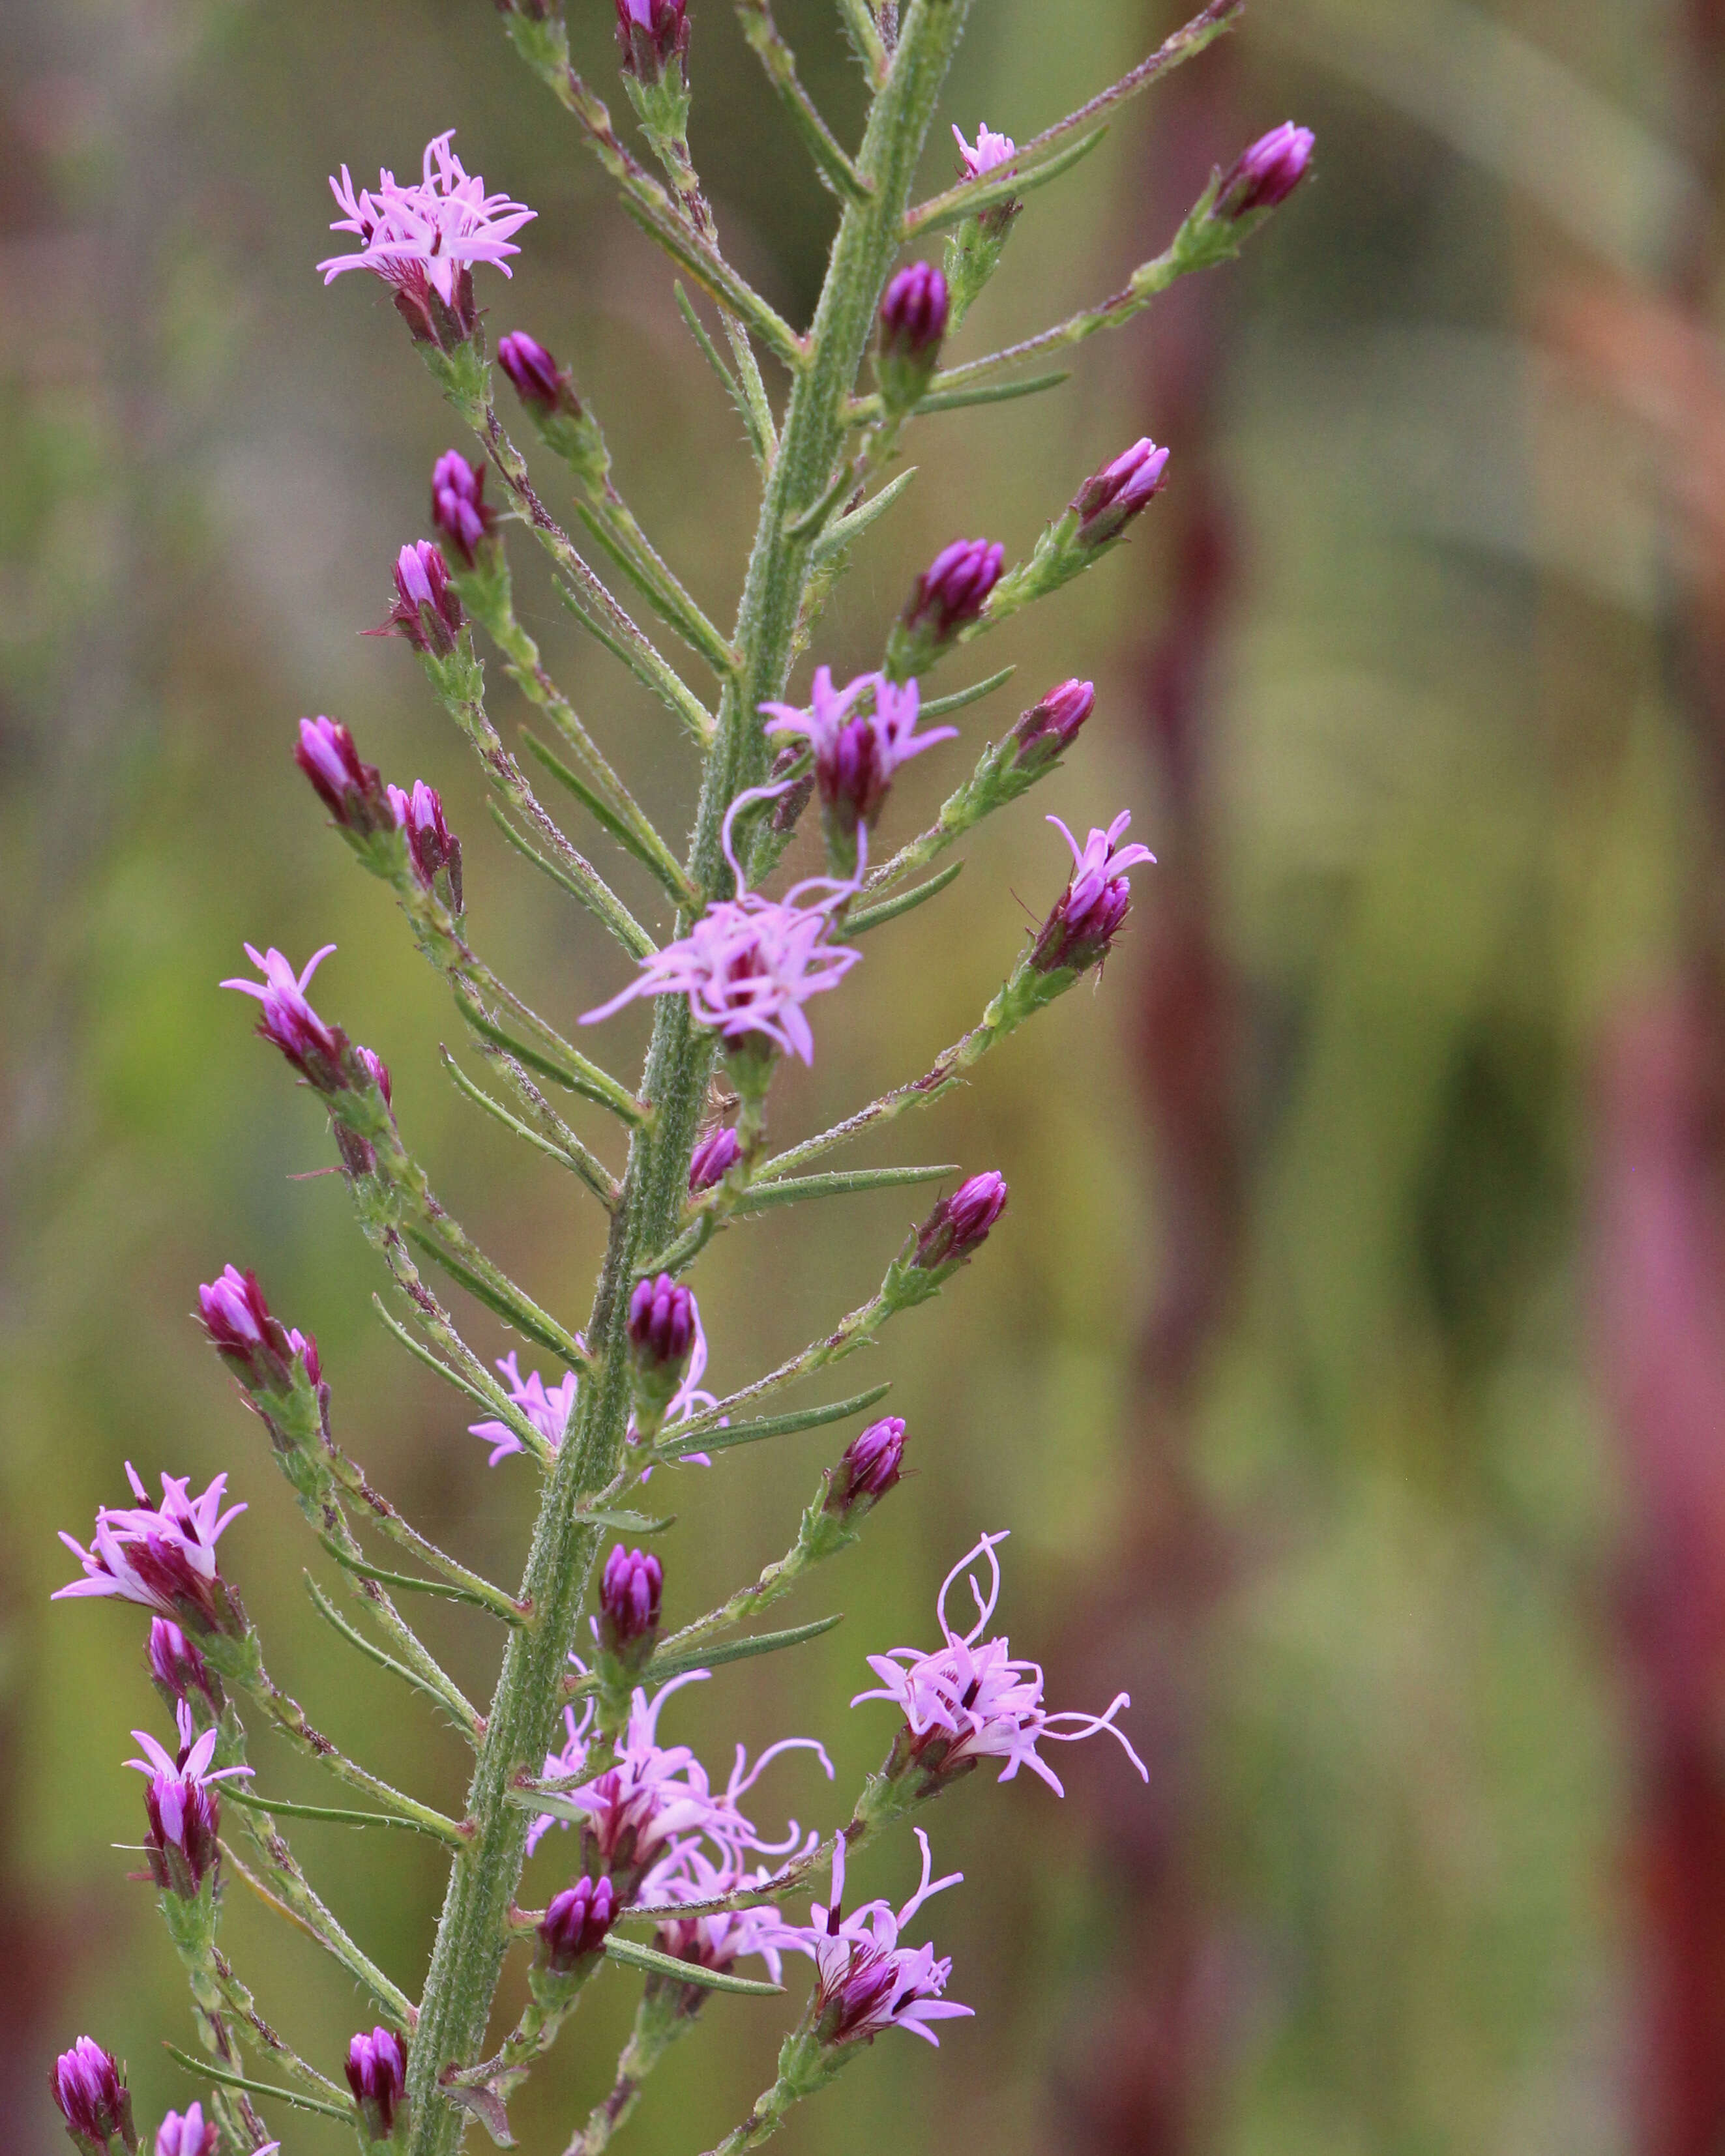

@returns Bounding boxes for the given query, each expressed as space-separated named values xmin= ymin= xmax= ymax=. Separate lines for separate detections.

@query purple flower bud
xmin=689 ymin=1124 xmax=743 ymax=1193
xmin=386 ymin=779 xmax=464 ymax=912
xmin=377 ymin=540 xmax=464 ymax=657
xmin=1071 ymin=439 xmax=1170 ymax=549
xmin=1216 ymin=122 xmax=1314 ymax=220
xmin=155 ymin=2108 xmax=223 ymax=2156
xmin=295 ymin=718 xmax=393 ymax=838
xmin=823 ymin=716 xmax=891 ymax=834
xmin=52 ymin=2038 xmax=136 ymax=2153
xmin=902 ymin=538 xmax=1005 ymax=645
xmin=615 ymin=0 xmax=689 ymax=81
xmin=825 ymin=1416 xmax=906 ymax=1520
xmin=628 ymin=1273 xmax=696 ymax=1374
xmin=876 ymin=263 xmax=948 ymax=409
xmin=914 ymin=1173 xmax=1007 ymax=1270
xmin=599 ymin=1543 xmax=664 ymax=1661
xmin=538 ymin=1872 xmax=618 ymax=1973
xmin=154 ymin=2106 xmax=219 ymax=2156
xmin=198 ymin=1265 xmax=319 ymax=1395
xmin=1031 ymin=811 xmax=1155 ymax=975
xmin=346 ymin=2028 xmax=407 ymax=2143
xmin=222 ymin=943 xmax=352 ymax=1093
xmin=1011 ymin=678 xmax=1095 ymax=772
xmin=430 ymin=450 xmax=495 ymax=568
xmin=148 ymin=1620 xmax=223 ymax=1719
xmin=128 ymin=1707 xmax=247 ymax=1902
xmin=497 ymin=330 xmax=582 ymax=418
xmin=357 ymin=1045 xmax=392 ymax=1109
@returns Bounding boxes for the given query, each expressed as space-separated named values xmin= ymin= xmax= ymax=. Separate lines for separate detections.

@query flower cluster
xmin=763 ymin=668 xmax=955 ymax=866
xmin=855 ymin=1531 xmax=1149 ymax=1798
xmin=319 ymin=129 xmax=534 ymax=342
xmin=55 ymin=1465 xmax=246 ymax=1638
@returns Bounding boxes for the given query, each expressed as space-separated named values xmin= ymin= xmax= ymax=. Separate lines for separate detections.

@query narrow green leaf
xmin=316 ymin=1532 xmax=525 ymax=1623
xmin=439 ymin=1047 xmax=619 ymax=1206
xmin=913 ymin=368 xmax=1070 ymax=415
xmin=646 ymin=1612 xmax=842 ymax=1683
xmin=919 ymin=665 xmax=1017 ymax=719
xmin=735 ymin=1164 xmax=959 ymax=1212
xmin=842 ymin=858 xmax=964 ymax=937
xmin=602 ymin=1932 xmax=783 ymax=1994
xmin=222 ymin=1783 xmax=454 ymax=1839
xmin=163 ymin=2046 xmax=357 ymax=2122
xmin=662 ymin=1381 xmax=891 ymax=1456
xmin=905 ymin=124 xmax=1109 ymax=235
xmin=521 ymin=729 xmax=688 ymax=899
xmin=304 ymin=1574 xmax=479 ymax=1734
xmin=578 ymin=1508 xmax=675 ymax=1535
xmin=488 ymin=803 xmax=656 ymax=959
xmin=811 ymin=466 xmax=919 ymax=564
xmin=402 ymin=1223 xmax=584 ymax=1373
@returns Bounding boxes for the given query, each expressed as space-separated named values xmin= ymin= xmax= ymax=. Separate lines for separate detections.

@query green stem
xmin=400 ymin=10 xmax=974 ymax=2150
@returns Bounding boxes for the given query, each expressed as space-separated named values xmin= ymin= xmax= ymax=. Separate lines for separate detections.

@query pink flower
xmin=639 ymin=1839 xmax=793 ymax=1981
xmin=221 ymin=942 xmax=349 ymax=1090
xmin=198 ymin=1264 xmax=320 ymax=1394
xmin=952 ymin=122 xmax=1016 ymax=178
xmin=1030 ymin=810 xmax=1156 ymax=976
xmin=318 ymin=130 xmax=535 ymax=308
xmin=468 ymin=1350 xmax=579 ymax=1465
xmin=581 ymin=789 xmax=860 ymax=1064
xmin=853 ymin=1531 xmax=1149 ymax=1796
xmin=56 ymin=1465 xmax=246 ymax=1637
xmin=529 ymin=1669 xmax=832 ymax=1891
xmin=127 ymin=1702 xmax=253 ymax=1899
xmin=773 ymin=1828 xmax=972 ymax=2048
xmin=761 ymin=669 xmax=955 ymax=839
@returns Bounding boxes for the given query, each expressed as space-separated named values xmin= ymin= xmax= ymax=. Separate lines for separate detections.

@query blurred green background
xmin=7 ymin=0 xmax=1722 ymax=2150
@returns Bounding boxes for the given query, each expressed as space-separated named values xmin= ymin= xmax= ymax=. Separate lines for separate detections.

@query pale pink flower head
xmin=221 ymin=942 xmax=351 ymax=1092
xmin=1031 ymin=810 xmax=1156 ymax=976
xmin=127 ymin=1702 xmax=253 ymax=1900
xmin=56 ymin=1464 xmax=247 ymax=1638
xmin=853 ymin=1530 xmax=1149 ymax=1798
xmin=762 ymin=669 xmax=956 ymax=843
xmin=581 ymin=787 xmax=861 ymax=1066
xmin=773 ymin=1828 xmax=973 ymax=2049
xmin=467 ymin=1350 xmax=578 ymax=1466
xmin=319 ymin=130 xmax=535 ymax=343
xmin=952 ymin=122 xmax=1016 ymax=179
xmin=640 ymin=1839 xmax=792 ymax=1983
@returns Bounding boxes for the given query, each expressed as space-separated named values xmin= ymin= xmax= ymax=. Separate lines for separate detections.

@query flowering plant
xmin=50 ymin=2 xmax=1309 ymax=2150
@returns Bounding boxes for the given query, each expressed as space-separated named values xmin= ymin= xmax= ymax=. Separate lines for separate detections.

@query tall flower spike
xmin=1030 ymin=810 xmax=1156 ymax=977
xmin=581 ymin=787 xmax=861 ymax=1066
xmin=128 ymin=1702 xmax=254 ymax=1901
xmin=775 ymin=1828 xmax=972 ymax=2049
xmin=56 ymin=1465 xmax=248 ymax=1638
xmin=220 ymin=942 xmax=349 ymax=1092
xmin=346 ymin=2027 xmax=408 ymax=2143
xmin=52 ymin=2037 xmax=137 ymax=2154
xmin=319 ymin=130 xmax=535 ymax=345
xmin=854 ymin=1530 xmax=1149 ymax=1798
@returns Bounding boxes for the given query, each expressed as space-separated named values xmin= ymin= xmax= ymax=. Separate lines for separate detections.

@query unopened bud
xmin=888 ymin=538 xmax=1003 ymax=678
xmin=875 ymin=263 xmax=948 ymax=411
xmin=689 ymin=1124 xmax=743 ymax=1193
xmin=615 ymin=0 xmax=689 ymax=82
xmin=52 ymin=2038 xmax=137 ymax=2155
xmin=379 ymin=541 xmax=464 ymax=657
xmin=538 ymin=1873 xmax=617 ymax=1974
xmin=430 ymin=451 xmax=496 ymax=568
xmin=627 ymin=1273 xmax=696 ymax=1425
xmin=1216 ymin=123 xmax=1314 ymax=220
xmin=598 ymin=1544 xmax=663 ymax=1665
xmin=1072 ymin=439 xmax=1170 ymax=549
xmin=148 ymin=1620 xmax=223 ymax=1721
xmin=387 ymin=779 xmax=464 ymax=914
xmin=296 ymin=718 xmax=393 ymax=838
xmin=915 ymin=1173 xmax=1007 ymax=1270
xmin=824 ymin=1416 xmax=906 ymax=1521
xmin=497 ymin=331 xmax=580 ymax=418
xmin=198 ymin=1265 xmax=319 ymax=1396
xmin=1011 ymin=679 xmax=1095 ymax=774
xmin=154 ymin=2106 xmax=220 ymax=2156
xmin=346 ymin=2028 xmax=407 ymax=2143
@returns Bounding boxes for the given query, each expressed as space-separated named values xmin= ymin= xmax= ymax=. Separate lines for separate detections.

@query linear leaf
xmin=578 ymin=1508 xmax=675 ymax=1535
xmin=919 ymin=665 xmax=1017 ymax=720
xmin=913 ymin=368 xmax=1070 ymax=415
xmin=662 ymin=1381 xmax=891 ymax=1455
xmin=163 ymin=2047 xmax=356 ymax=2122
xmin=223 ymin=1784 xmax=454 ymax=1838
xmin=646 ymin=1612 xmax=842 ymax=1683
xmin=602 ymin=1931 xmax=784 ymax=1994
xmin=735 ymin=1164 xmax=958 ymax=1212
xmin=842 ymin=859 xmax=964 ymax=937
